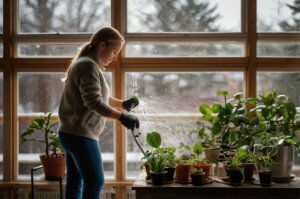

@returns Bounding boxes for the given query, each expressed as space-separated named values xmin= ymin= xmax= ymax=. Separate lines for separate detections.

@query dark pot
xmin=191 ymin=173 xmax=204 ymax=186
xmin=224 ymin=164 xmax=233 ymax=177
xmin=164 ymin=167 xmax=175 ymax=181
xmin=242 ymin=163 xmax=254 ymax=182
xmin=229 ymin=168 xmax=243 ymax=184
xmin=151 ymin=171 xmax=167 ymax=186
xmin=258 ymin=171 xmax=272 ymax=187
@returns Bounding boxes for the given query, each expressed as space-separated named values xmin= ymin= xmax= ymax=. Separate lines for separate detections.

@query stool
xmin=31 ymin=165 xmax=63 ymax=199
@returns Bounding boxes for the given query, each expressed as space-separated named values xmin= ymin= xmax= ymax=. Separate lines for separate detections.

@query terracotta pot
xmin=175 ymin=163 xmax=191 ymax=182
xmin=195 ymin=162 xmax=211 ymax=181
xmin=40 ymin=154 xmax=66 ymax=181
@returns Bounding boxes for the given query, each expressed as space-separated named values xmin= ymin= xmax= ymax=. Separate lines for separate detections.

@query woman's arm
xmin=109 ymin=97 xmax=123 ymax=109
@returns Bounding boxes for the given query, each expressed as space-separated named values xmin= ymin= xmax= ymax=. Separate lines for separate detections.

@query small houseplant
xmin=20 ymin=112 xmax=65 ymax=180
xmin=190 ymin=163 xmax=204 ymax=186
xmin=142 ymin=131 xmax=176 ymax=182
xmin=147 ymin=153 xmax=167 ymax=186
xmin=234 ymin=146 xmax=255 ymax=182
xmin=255 ymin=150 xmax=275 ymax=186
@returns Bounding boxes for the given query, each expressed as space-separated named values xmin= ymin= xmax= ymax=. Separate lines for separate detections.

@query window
xmin=257 ymin=0 xmax=300 ymax=32
xmin=17 ymin=72 xmax=114 ymax=179
xmin=16 ymin=0 xmax=111 ymax=57
xmin=125 ymin=71 xmax=244 ymax=179
xmin=127 ymin=0 xmax=241 ymax=33
xmin=125 ymin=0 xmax=245 ymax=57
xmin=18 ymin=0 xmax=111 ymax=33
xmin=257 ymin=0 xmax=300 ymax=57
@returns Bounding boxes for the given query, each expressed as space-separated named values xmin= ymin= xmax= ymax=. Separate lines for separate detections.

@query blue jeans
xmin=58 ymin=131 xmax=104 ymax=199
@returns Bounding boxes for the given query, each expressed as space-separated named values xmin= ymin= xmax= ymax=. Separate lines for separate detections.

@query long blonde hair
xmin=64 ymin=27 xmax=124 ymax=81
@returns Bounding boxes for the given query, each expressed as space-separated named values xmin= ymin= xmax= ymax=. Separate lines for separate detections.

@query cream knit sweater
xmin=58 ymin=56 xmax=112 ymax=141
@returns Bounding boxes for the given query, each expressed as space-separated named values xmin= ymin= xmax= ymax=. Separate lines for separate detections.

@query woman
xmin=58 ymin=27 xmax=139 ymax=199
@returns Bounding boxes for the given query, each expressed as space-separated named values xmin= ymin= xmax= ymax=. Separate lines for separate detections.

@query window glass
xmin=257 ymin=41 xmax=300 ymax=57
xmin=126 ymin=42 xmax=245 ymax=57
xmin=17 ymin=72 xmax=114 ymax=179
xmin=125 ymin=71 xmax=244 ymax=179
xmin=257 ymin=72 xmax=300 ymax=165
xmin=17 ymin=44 xmax=82 ymax=57
xmin=127 ymin=0 xmax=241 ymax=33
xmin=0 ymin=0 xmax=3 ymax=33
xmin=18 ymin=0 xmax=111 ymax=33
xmin=0 ymin=72 xmax=3 ymax=179
xmin=257 ymin=0 xmax=300 ymax=32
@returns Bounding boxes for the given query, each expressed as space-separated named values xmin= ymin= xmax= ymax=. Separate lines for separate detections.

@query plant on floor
xmin=20 ymin=112 xmax=65 ymax=180
xmin=20 ymin=112 xmax=63 ymax=157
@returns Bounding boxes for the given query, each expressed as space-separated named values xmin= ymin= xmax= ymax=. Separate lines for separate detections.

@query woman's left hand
xmin=122 ymin=97 xmax=139 ymax=111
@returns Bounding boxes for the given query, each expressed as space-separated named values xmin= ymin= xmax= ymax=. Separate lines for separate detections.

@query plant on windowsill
xmin=198 ymin=91 xmax=258 ymax=164
xmin=251 ymin=91 xmax=300 ymax=180
xmin=147 ymin=152 xmax=167 ymax=186
xmin=20 ymin=112 xmax=65 ymax=180
xmin=234 ymin=145 xmax=255 ymax=182
xmin=141 ymin=131 xmax=176 ymax=182
xmin=255 ymin=147 xmax=276 ymax=187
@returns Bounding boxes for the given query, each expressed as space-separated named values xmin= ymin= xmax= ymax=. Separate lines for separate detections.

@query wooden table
xmin=132 ymin=172 xmax=300 ymax=199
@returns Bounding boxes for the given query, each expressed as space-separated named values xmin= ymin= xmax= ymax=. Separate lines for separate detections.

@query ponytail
xmin=63 ymin=27 xmax=124 ymax=82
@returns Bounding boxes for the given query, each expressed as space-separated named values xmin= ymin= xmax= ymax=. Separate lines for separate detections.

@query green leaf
xmin=212 ymin=103 xmax=222 ymax=113
xmin=212 ymin=121 xmax=222 ymax=135
xmin=198 ymin=127 xmax=205 ymax=138
xmin=217 ymin=90 xmax=228 ymax=97
xmin=199 ymin=104 xmax=211 ymax=116
xmin=146 ymin=131 xmax=161 ymax=148
xmin=192 ymin=143 xmax=204 ymax=156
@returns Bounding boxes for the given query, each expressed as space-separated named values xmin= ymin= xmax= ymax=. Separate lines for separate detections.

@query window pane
xmin=125 ymin=71 xmax=244 ymax=179
xmin=17 ymin=72 xmax=114 ymax=179
xmin=127 ymin=0 xmax=241 ymax=33
xmin=0 ymin=0 xmax=3 ymax=33
xmin=257 ymin=72 xmax=300 ymax=166
xmin=257 ymin=41 xmax=300 ymax=57
xmin=18 ymin=0 xmax=111 ymax=33
xmin=126 ymin=42 xmax=245 ymax=57
xmin=17 ymin=44 xmax=82 ymax=57
xmin=0 ymin=72 xmax=3 ymax=179
xmin=257 ymin=0 xmax=300 ymax=32
xmin=0 ymin=44 xmax=3 ymax=57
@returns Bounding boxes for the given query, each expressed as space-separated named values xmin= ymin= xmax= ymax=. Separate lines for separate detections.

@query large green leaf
xmin=146 ymin=131 xmax=161 ymax=148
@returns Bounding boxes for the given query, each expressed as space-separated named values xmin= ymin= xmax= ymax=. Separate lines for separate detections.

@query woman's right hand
xmin=119 ymin=112 xmax=139 ymax=131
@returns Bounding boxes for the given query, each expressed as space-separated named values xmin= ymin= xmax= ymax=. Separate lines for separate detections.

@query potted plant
xmin=255 ymin=149 xmax=275 ymax=187
xmin=226 ymin=154 xmax=243 ymax=184
xmin=147 ymin=153 xmax=167 ymax=186
xmin=142 ymin=131 xmax=176 ymax=181
xmin=251 ymin=91 xmax=300 ymax=180
xmin=234 ymin=146 xmax=255 ymax=182
xmin=154 ymin=146 xmax=176 ymax=181
xmin=190 ymin=162 xmax=204 ymax=186
xmin=199 ymin=91 xmax=258 ymax=164
xmin=20 ymin=112 xmax=65 ymax=180
xmin=175 ymin=156 xmax=192 ymax=183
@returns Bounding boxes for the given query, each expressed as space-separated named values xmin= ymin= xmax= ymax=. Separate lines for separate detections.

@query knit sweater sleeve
xmin=76 ymin=62 xmax=113 ymax=117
